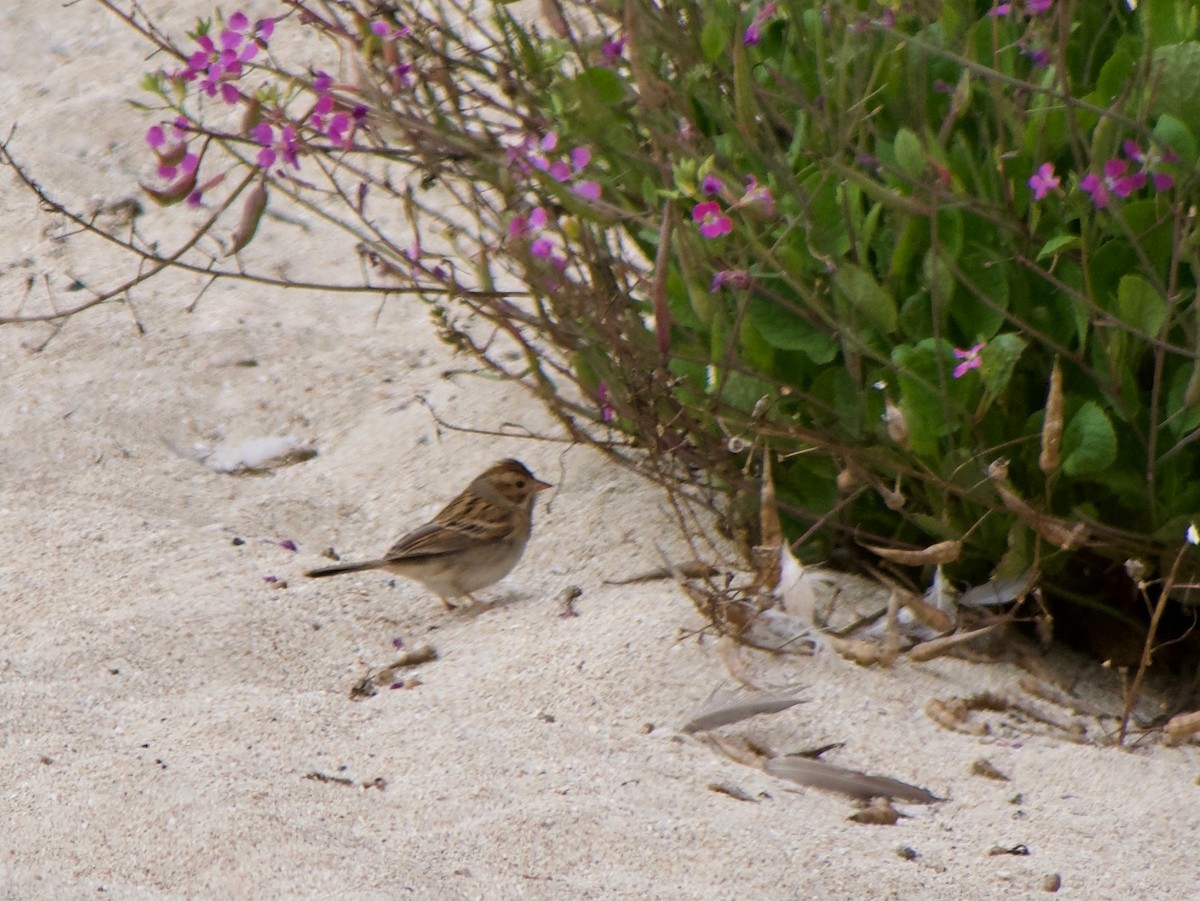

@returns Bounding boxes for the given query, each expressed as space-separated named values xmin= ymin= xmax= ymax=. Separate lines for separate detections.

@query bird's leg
xmin=462 ymin=592 xmax=491 ymax=612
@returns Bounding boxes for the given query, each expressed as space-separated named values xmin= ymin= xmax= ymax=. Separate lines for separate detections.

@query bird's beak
xmin=532 ymin=476 xmax=552 ymax=492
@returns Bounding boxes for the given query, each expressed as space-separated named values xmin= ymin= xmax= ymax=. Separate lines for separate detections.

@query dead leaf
xmin=680 ymin=687 xmax=807 ymax=734
xmin=349 ymin=675 xmax=377 ymax=701
xmin=764 ymin=756 xmax=941 ymax=804
xmin=960 ymin=572 xmax=1036 ymax=608
xmin=988 ymin=844 xmax=1030 ymax=857
xmin=848 ymin=796 xmax=905 ymax=825
xmin=926 ymin=698 xmax=988 ymax=735
xmin=970 ymin=758 xmax=1010 ymax=781
xmin=826 ymin=633 xmax=883 ymax=666
xmin=708 ymin=782 xmax=759 ymax=802
xmin=373 ymin=642 xmax=438 ymax=686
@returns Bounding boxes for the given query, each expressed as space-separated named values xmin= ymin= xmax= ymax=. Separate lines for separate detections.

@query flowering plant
xmin=9 ymin=0 xmax=1200 ymax=656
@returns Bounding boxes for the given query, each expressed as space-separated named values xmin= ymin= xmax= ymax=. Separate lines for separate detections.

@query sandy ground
xmin=2 ymin=3 xmax=1200 ymax=899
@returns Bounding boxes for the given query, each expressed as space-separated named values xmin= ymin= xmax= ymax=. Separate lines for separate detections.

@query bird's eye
xmin=515 ymin=479 xmax=526 ymax=488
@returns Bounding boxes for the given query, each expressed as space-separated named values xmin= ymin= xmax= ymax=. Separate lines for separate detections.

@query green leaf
xmin=1116 ymin=274 xmax=1167 ymax=337
xmin=1153 ymin=113 xmax=1198 ymax=166
xmin=1061 ymin=401 xmax=1118 ymax=477
xmin=1092 ymin=48 xmax=1134 ymax=106
xmin=1037 ymin=234 xmax=1079 ymax=260
xmin=979 ymin=333 xmax=1027 ymax=398
xmin=894 ymin=128 xmax=925 ymax=180
xmin=1141 ymin=0 xmax=1184 ymax=48
xmin=834 ymin=264 xmax=897 ymax=335
xmin=1151 ymin=42 xmax=1200 ymax=140
xmin=748 ymin=297 xmax=838 ymax=362
xmin=700 ymin=20 xmax=728 ymax=63
xmin=891 ymin=340 xmax=956 ymax=457
xmin=949 ymin=251 xmax=1007 ymax=340
xmin=575 ymin=67 xmax=625 ymax=106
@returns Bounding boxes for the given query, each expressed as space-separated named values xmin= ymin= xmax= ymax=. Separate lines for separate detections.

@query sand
xmin=2 ymin=3 xmax=1199 ymax=898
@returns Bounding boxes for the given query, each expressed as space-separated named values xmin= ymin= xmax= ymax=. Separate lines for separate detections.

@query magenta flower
xmin=510 ymin=206 xmax=565 ymax=269
xmin=252 ymin=122 xmax=300 ymax=170
xmin=743 ymin=3 xmax=777 ymax=45
xmin=146 ymin=120 xmax=199 ymax=180
xmin=371 ymin=19 xmax=411 ymax=39
xmin=952 ymin=343 xmax=985 ymax=379
xmin=597 ymin=382 xmax=615 ymax=423
xmin=519 ymin=133 xmax=601 ymax=200
xmin=1080 ymin=159 xmax=1146 ymax=209
xmin=181 ymin=12 xmax=271 ymax=103
xmin=701 ymin=174 xmax=723 ymax=195
xmin=988 ymin=3 xmax=1013 ymax=15
xmin=1123 ymin=140 xmax=1177 ymax=192
xmin=1024 ymin=45 xmax=1051 ymax=68
xmin=693 ymin=201 xmax=733 ymax=238
xmin=602 ymin=37 xmax=626 ymax=60
xmin=1027 ymin=162 xmax=1059 ymax=200
xmin=1027 ymin=0 xmax=1053 ymax=12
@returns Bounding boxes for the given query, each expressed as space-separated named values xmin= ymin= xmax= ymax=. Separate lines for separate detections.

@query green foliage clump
xmin=500 ymin=0 xmax=1200 ymax=596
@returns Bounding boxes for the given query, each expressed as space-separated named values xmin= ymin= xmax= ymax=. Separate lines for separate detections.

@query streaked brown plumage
xmin=305 ymin=459 xmax=550 ymax=609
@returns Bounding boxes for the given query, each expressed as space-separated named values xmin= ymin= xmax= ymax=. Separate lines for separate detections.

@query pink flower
xmin=693 ymin=201 xmax=732 ymax=238
xmin=741 ymin=174 xmax=775 ymax=216
xmin=1027 ymin=162 xmax=1059 ymax=200
xmin=701 ymin=175 xmax=723 ymax=195
xmin=574 ymin=180 xmax=601 ymax=200
xmin=1080 ymin=159 xmax=1146 ymax=209
xmin=952 ymin=343 xmax=985 ymax=379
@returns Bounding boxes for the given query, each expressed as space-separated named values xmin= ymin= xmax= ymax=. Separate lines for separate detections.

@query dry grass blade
xmin=764 ymin=756 xmax=941 ymax=804
xmin=756 ymin=449 xmax=782 ymax=593
xmin=680 ymin=687 xmax=807 ymax=734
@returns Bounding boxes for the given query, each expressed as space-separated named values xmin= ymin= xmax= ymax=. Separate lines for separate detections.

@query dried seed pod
xmin=1039 ymin=358 xmax=1063 ymax=474
xmin=883 ymin=396 xmax=910 ymax=448
xmin=862 ymin=539 xmax=962 ymax=566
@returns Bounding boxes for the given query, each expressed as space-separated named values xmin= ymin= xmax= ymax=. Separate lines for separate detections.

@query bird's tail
xmin=304 ymin=559 xmax=385 ymax=578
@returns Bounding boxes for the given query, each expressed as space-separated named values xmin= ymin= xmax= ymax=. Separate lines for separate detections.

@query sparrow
xmin=305 ymin=458 xmax=550 ymax=609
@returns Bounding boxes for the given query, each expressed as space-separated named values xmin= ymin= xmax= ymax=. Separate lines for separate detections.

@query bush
xmin=11 ymin=0 xmax=1200 ymax=652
